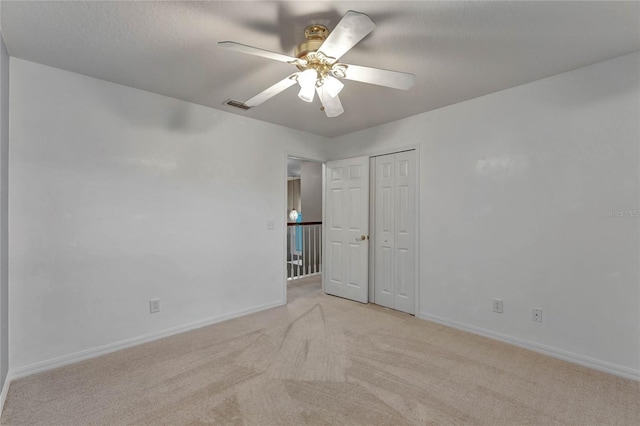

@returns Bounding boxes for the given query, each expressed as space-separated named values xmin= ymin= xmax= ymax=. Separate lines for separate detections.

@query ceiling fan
xmin=219 ymin=10 xmax=415 ymax=118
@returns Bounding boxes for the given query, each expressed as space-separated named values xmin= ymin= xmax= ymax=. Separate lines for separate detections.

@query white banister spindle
xmin=313 ymin=224 xmax=316 ymax=274
xmin=298 ymin=225 xmax=302 ymax=279
xmin=318 ymin=225 xmax=322 ymax=272
xmin=312 ymin=225 xmax=316 ymax=274
xmin=288 ymin=226 xmax=293 ymax=278
xmin=306 ymin=226 xmax=310 ymax=275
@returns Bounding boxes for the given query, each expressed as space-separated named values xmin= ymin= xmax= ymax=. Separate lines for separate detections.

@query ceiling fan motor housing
xmin=294 ymin=24 xmax=329 ymax=62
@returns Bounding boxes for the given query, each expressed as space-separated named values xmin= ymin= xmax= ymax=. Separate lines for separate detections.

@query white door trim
xmin=368 ymin=157 xmax=376 ymax=303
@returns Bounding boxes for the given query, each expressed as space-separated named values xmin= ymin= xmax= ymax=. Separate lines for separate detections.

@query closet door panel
xmin=393 ymin=150 xmax=416 ymax=315
xmin=374 ymin=154 xmax=395 ymax=309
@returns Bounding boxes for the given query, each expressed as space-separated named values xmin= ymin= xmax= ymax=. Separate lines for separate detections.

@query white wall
xmin=300 ymin=161 xmax=322 ymax=222
xmin=7 ymin=50 xmax=639 ymax=380
xmin=0 ymin=30 xmax=10 ymax=388
xmin=9 ymin=58 xmax=329 ymax=372
xmin=328 ymin=52 xmax=640 ymax=378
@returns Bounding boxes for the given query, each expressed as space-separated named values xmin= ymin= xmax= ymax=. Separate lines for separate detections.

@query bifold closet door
xmin=374 ymin=150 xmax=416 ymax=314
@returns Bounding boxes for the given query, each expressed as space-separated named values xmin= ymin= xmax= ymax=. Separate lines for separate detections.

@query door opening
xmin=286 ymin=157 xmax=324 ymax=300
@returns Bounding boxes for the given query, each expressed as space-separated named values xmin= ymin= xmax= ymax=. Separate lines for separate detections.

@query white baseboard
xmin=0 ymin=370 xmax=13 ymax=419
xmin=9 ymin=299 xmax=286 ymax=381
xmin=419 ymin=312 xmax=640 ymax=381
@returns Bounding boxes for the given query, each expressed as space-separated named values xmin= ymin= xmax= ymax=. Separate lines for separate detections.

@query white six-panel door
xmin=374 ymin=151 xmax=416 ymax=314
xmin=325 ymin=156 xmax=369 ymax=303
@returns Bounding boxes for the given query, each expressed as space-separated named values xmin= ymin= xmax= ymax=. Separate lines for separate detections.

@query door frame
xmin=283 ymin=153 xmax=326 ymax=304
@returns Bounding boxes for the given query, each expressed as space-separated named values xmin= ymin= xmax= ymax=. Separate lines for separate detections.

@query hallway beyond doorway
xmin=287 ymin=274 xmax=321 ymax=302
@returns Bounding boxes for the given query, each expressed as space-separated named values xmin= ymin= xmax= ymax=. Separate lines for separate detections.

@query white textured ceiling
xmin=2 ymin=1 xmax=639 ymax=138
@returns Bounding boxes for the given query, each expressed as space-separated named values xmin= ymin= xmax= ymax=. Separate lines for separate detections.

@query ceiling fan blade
xmin=316 ymin=86 xmax=344 ymax=118
xmin=341 ymin=64 xmax=415 ymax=90
xmin=319 ymin=10 xmax=375 ymax=61
xmin=245 ymin=74 xmax=298 ymax=107
xmin=218 ymin=41 xmax=302 ymax=64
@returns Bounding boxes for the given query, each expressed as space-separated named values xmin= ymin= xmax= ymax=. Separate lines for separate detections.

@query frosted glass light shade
xmin=289 ymin=209 xmax=299 ymax=221
xmin=317 ymin=86 xmax=344 ymax=118
xmin=297 ymin=69 xmax=317 ymax=103
xmin=323 ymin=76 xmax=344 ymax=98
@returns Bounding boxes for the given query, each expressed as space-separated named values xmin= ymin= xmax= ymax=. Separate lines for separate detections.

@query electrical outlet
xmin=492 ymin=299 xmax=503 ymax=313
xmin=532 ymin=308 xmax=542 ymax=322
xmin=149 ymin=299 xmax=160 ymax=314
xmin=266 ymin=220 xmax=275 ymax=230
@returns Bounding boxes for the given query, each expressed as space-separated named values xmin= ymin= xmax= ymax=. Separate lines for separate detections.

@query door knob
xmin=356 ymin=235 xmax=367 ymax=241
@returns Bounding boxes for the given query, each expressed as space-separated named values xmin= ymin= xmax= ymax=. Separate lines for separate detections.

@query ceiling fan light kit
xmin=297 ymin=68 xmax=318 ymax=102
xmin=219 ymin=10 xmax=415 ymax=118
xmin=323 ymin=76 xmax=344 ymax=98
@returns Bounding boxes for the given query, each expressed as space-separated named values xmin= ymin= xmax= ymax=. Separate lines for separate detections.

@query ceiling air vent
xmin=225 ymin=99 xmax=251 ymax=110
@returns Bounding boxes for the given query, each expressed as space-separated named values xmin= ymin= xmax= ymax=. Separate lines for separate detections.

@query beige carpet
xmin=2 ymin=275 xmax=639 ymax=425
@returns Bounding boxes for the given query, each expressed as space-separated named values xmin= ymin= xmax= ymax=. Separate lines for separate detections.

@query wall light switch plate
xmin=149 ymin=299 xmax=160 ymax=314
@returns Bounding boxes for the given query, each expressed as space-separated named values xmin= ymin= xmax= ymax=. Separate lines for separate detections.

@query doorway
xmin=286 ymin=157 xmax=324 ymax=291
